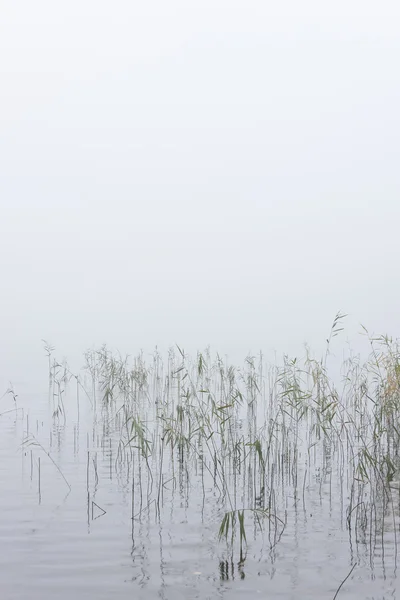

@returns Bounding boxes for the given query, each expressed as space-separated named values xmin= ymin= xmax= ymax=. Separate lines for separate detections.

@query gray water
xmin=0 ymin=364 xmax=399 ymax=600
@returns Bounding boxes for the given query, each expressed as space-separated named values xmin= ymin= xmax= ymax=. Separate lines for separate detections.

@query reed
xmin=38 ymin=316 xmax=400 ymax=573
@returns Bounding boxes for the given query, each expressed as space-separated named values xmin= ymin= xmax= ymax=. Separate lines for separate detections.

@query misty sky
xmin=1 ymin=1 xmax=400 ymax=384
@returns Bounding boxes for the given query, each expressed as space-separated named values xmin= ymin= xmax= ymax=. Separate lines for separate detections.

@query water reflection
xmin=1 ymin=343 xmax=400 ymax=599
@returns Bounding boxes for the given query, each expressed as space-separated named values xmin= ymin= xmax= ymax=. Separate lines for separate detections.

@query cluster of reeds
xmin=40 ymin=316 xmax=400 ymax=569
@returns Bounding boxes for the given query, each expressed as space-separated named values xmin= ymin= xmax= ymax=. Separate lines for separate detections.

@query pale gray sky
xmin=1 ymin=1 xmax=400 ymax=383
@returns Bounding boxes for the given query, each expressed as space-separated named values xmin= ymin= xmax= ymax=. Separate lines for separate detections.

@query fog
xmin=1 ymin=1 xmax=400 ymax=388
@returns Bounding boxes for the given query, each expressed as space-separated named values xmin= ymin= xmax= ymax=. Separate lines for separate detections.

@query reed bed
xmin=41 ymin=316 xmax=400 ymax=573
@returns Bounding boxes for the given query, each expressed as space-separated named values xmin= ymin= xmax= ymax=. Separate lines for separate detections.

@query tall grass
xmin=42 ymin=317 xmax=400 ymax=570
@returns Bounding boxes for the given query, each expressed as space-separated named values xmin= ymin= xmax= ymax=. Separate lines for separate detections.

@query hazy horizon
xmin=1 ymin=1 xmax=400 ymax=388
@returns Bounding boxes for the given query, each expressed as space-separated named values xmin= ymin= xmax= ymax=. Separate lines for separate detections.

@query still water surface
xmin=0 ymin=352 xmax=399 ymax=600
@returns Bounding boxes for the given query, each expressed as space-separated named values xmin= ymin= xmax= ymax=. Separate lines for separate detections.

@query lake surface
xmin=1 ymin=347 xmax=399 ymax=600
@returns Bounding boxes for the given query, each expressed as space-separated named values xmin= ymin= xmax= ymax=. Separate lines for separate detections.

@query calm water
xmin=0 ymin=358 xmax=399 ymax=600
